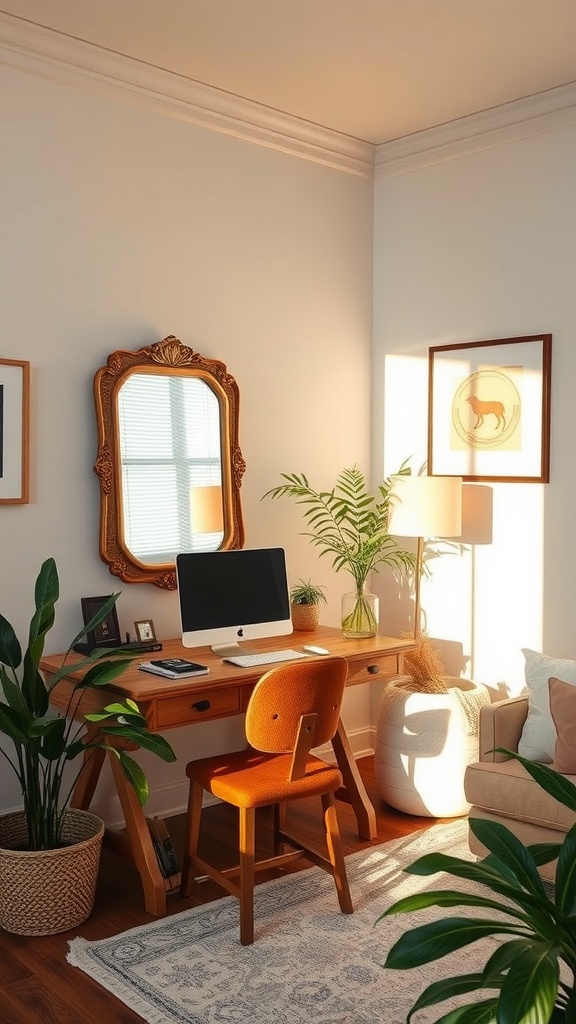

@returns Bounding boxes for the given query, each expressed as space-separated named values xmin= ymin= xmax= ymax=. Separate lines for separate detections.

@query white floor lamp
xmin=388 ymin=474 xmax=463 ymax=639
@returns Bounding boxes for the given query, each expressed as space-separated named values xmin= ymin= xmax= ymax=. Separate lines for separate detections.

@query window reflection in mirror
xmin=94 ymin=336 xmax=245 ymax=588
xmin=118 ymin=372 xmax=224 ymax=563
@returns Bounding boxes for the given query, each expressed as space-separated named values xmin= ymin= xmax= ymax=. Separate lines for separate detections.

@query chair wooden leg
xmin=321 ymin=793 xmax=353 ymax=914
xmin=180 ymin=780 xmax=204 ymax=898
xmin=239 ymin=806 xmax=256 ymax=945
xmin=273 ymin=801 xmax=288 ymax=854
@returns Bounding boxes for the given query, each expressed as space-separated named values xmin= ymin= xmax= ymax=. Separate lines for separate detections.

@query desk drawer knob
xmin=192 ymin=699 xmax=211 ymax=712
xmin=367 ymin=664 xmax=380 ymax=675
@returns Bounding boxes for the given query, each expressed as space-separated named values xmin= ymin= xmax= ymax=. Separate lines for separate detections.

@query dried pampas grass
xmin=398 ymin=632 xmax=449 ymax=693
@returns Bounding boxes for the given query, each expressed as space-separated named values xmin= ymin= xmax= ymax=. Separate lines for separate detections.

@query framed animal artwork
xmin=428 ymin=335 xmax=552 ymax=483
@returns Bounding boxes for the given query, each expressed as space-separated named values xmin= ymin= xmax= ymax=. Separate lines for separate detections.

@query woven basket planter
xmin=0 ymin=808 xmax=105 ymax=935
xmin=290 ymin=603 xmax=320 ymax=631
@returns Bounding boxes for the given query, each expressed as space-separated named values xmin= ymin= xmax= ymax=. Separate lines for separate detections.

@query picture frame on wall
xmin=81 ymin=595 xmax=122 ymax=648
xmin=428 ymin=334 xmax=552 ymax=483
xmin=0 ymin=358 xmax=30 ymax=504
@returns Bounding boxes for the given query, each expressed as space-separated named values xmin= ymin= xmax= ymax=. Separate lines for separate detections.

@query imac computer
xmin=176 ymin=547 xmax=292 ymax=653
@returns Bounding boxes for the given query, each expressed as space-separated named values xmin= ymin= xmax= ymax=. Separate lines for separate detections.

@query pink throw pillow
xmin=549 ymin=676 xmax=576 ymax=773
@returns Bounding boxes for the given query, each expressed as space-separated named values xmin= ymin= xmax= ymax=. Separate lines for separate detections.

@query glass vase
xmin=341 ymin=588 xmax=379 ymax=638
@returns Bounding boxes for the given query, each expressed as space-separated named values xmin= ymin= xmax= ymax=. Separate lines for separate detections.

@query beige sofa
xmin=464 ymin=695 xmax=576 ymax=881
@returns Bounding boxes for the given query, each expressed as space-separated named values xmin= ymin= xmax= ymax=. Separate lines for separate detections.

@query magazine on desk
xmin=138 ymin=658 xmax=209 ymax=679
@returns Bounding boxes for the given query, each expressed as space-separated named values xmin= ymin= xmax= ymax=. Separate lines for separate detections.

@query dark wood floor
xmin=0 ymin=757 xmax=437 ymax=1024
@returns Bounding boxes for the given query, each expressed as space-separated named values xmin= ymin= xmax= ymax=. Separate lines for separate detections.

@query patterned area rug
xmin=68 ymin=819 xmax=497 ymax=1024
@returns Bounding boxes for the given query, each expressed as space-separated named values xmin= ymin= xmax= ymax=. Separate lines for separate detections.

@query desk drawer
xmin=155 ymin=688 xmax=241 ymax=728
xmin=346 ymin=652 xmax=403 ymax=685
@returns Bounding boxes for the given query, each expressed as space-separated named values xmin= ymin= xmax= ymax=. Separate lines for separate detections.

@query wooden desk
xmin=41 ymin=626 xmax=414 ymax=916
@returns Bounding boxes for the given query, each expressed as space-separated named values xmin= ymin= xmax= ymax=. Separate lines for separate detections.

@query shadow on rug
xmin=68 ymin=819 xmax=493 ymax=1024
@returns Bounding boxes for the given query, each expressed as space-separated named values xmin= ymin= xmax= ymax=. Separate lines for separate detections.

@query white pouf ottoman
xmin=374 ymin=676 xmax=490 ymax=818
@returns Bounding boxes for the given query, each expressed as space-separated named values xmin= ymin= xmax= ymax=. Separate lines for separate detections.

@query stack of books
xmin=146 ymin=816 xmax=181 ymax=892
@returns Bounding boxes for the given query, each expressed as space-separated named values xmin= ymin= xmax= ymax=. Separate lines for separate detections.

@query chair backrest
xmin=245 ymin=656 xmax=348 ymax=756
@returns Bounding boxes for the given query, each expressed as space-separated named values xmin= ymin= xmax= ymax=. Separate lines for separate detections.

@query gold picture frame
xmin=0 ymin=358 xmax=30 ymax=504
xmin=428 ymin=334 xmax=552 ymax=483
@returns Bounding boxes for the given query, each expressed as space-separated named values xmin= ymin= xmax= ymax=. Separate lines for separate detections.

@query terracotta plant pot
xmin=291 ymin=603 xmax=320 ymax=631
xmin=0 ymin=808 xmax=105 ymax=935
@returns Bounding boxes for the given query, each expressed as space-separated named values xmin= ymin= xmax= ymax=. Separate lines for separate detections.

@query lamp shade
xmin=388 ymin=475 xmax=462 ymax=539
xmin=190 ymin=485 xmax=224 ymax=534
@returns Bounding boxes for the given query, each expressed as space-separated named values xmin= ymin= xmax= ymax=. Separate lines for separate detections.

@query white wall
xmin=374 ymin=123 xmax=576 ymax=695
xmin=0 ymin=64 xmax=374 ymax=818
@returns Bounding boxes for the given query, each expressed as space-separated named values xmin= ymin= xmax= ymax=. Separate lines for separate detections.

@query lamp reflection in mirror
xmin=388 ymin=475 xmax=462 ymax=639
xmin=190 ymin=485 xmax=224 ymax=549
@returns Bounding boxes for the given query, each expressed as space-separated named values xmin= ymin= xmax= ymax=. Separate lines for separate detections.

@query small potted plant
xmin=0 ymin=557 xmax=176 ymax=935
xmin=289 ymin=579 xmax=327 ymax=631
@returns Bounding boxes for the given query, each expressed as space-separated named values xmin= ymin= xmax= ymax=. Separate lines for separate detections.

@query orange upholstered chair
xmin=180 ymin=656 xmax=353 ymax=944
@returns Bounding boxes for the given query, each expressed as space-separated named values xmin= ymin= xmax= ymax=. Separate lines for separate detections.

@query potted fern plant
xmin=380 ymin=750 xmax=576 ymax=1023
xmin=289 ymin=579 xmax=327 ymax=631
xmin=0 ymin=556 xmax=176 ymax=935
xmin=263 ymin=465 xmax=415 ymax=637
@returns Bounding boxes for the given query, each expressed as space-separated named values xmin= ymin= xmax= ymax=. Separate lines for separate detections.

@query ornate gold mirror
xmin=94 ymin=336 xmax=245 ymax=588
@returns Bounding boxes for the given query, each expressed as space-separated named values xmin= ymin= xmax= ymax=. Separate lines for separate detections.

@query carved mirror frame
xmin=94 ymin=335 xmax=246 ymax=589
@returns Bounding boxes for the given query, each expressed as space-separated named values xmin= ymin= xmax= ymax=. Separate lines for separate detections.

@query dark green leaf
xmin=384 ymin=917 xmax=524 ymax=969
xmin=498 ymin=943 xmax=559 ymax=1024
xmin=469 ymin=818 xmax=545 ymax=895
xmin=423 ymin=1002 xmax=498 ymax=1024
xmin=406 ymin=974 xmax=491 ymax=1016
xmin=403 ymin=851 xmax=534 ymax=904
xmin=0 ymin=667 xmax=30 ymax=718
xmin=0 ymin=702 xmax=28 ymax=743
xmin=528 ymin=841 xmax=563 ymax=867
xmin=493 ymin=750 xmax=576 ymax=814
xmin=38 ymin=717 xmax=67 ymax=759
xmin=0 ymin=614 xmax=22 ymax=670
xmin=20 ymin=666 xmax=49 ymax=716
xmin=377 ymin=888 xmax=527 ymax=923
xmin=554 ymin=825 xmax=576 ymax=914
xmin=74 ymin=659 xmax=134 ymax=689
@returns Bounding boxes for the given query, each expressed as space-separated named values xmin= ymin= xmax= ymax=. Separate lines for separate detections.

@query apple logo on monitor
xmin=237 ymin=628 xmax=244 ymax=637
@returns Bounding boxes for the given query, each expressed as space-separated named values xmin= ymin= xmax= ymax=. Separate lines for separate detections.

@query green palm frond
xmin=262 ymin=463 xmax=415 ymax=591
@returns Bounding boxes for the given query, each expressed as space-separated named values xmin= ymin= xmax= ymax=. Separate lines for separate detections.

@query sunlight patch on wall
xmin=379 ymin=352 xmax=544 ymax=693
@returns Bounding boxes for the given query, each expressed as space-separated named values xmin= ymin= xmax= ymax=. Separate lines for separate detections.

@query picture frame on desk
xmin=134 ymin=618 xmax=157 ymax=643
xmin=81 ymin=595 xmax=122 ymax=647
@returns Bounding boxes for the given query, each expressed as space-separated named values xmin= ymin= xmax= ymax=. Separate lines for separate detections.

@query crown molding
xmin=4 ymin=11 xmax=576 ymax=184
xmin=0 ymin=12 xmax=374 ymax=178
xmin=374 ymin=81 xmax=576 ymax=179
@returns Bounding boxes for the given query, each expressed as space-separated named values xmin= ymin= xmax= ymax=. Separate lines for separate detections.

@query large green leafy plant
xmin=380 ymin=750 xmax=576 ymax=1024
xmin=263 ymin=465 xmax=416 ymax=634
xmin=0 ymin=557 xmax=175 ymax=850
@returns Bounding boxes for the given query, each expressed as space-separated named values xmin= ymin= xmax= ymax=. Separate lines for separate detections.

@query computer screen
xmin=176 ymin=547 xmax=292 ymax=650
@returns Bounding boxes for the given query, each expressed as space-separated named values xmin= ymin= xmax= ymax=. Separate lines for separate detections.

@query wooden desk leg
xmin=70 ymin=745 xmax=106 ymax=810
xmin=331 ymin=720 xmax=377 ymax=841
xmin=108 ymin=751 xmax=167 ymax=917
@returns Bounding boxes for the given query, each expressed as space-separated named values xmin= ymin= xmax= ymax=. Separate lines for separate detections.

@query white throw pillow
xmin=518 ymin=649 xmax=576 ymax=761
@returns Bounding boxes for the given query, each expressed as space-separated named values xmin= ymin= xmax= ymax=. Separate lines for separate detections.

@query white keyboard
xmin=223 ymin=649 xmax=307 ymax=668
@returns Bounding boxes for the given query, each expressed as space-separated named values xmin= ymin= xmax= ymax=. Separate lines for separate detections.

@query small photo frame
xmin=0 ymin=358 xmax=30 ymax=504
xmin=81 ymin=595 xmax=122 ymax=648
xmin=134 ymin=619 xmax=157 ymax=643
